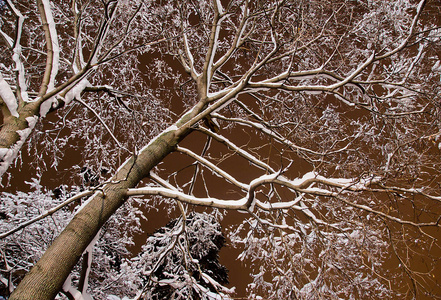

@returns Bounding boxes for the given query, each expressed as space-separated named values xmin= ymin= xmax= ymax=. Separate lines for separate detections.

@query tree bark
xmin=0 ymin=102 xmax=39 ymax=148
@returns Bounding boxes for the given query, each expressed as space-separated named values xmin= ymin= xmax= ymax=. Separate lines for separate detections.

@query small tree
xmin=125 ymin=211 xmax=230 ymax=299
xmin=1 ymin=0 xmax=441 ymax=299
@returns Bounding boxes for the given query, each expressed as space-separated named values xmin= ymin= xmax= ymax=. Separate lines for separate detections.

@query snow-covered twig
xmin=74 ymin=98 xmax=129 ymax=152
xmin=338 ymin=195 xmax=441 ymax=229
xmin=197 ymin=127 xmax=276 ymax=173
xmin=176 ymin=146 xmax=248 ymax=191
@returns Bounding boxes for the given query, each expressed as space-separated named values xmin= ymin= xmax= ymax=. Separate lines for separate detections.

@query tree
xmin=1 ymin=0 xmax=441 ymax=298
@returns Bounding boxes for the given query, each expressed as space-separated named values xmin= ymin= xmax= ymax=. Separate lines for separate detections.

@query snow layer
xmin=0 ymin=73 xmax=19 ymax=117
xmin=41 ymin=0 xmax=60 ymax=91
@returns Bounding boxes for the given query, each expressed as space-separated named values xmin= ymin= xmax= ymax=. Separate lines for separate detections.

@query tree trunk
xmin=9 ymin=105 xmax=199 ymax=299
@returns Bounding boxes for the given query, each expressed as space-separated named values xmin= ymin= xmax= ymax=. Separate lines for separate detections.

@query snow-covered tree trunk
xmin=8 ymin=100 xmax=206 ymax=298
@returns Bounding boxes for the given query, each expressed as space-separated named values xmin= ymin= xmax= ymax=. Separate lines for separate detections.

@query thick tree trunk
xmin=9 ymin=105 xmax=200 ymax=299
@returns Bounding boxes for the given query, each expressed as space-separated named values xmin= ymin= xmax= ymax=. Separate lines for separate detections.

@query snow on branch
xmin=376 ymin=0 xmax=427 ymax=60
xmin=197 ymin=126 xmax=276 ymax=173
xmin=74 ymin=97 xmax=129 ymax=152
xmin=246 ymin=52 xmax=375 ymax=93
xmin=212 ymin=1 xmax=250 ymax=71
xmin=373 ymin=183 xmax=441 ymax=203
xmin=86 ymin=0 xmax=121 ymax=66
xmin=40 ymin=0 xmax=60 ymax=93
xmin=126 ymin=186 xmax=249 ymax=210
xmin=181 ymin=31 xmax=199 ymax=79
xmin=176 ymin=146 xmax=248 ymax=191
xmin=6 ymin=0 xmax=28 ymax=102
xmin=0 ymin=116 xmax=38 ymax=179
xmin=129 ymin=170 xmax=381 ymax=212
xmin=0 ymin=73 xmax=19 ymax=117
xmin=204 ymin=1 xmax=228 ymax=94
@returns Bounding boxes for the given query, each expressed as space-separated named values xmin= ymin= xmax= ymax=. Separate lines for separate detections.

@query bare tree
xmin=1 ymin=0 xmax=441 ymax=299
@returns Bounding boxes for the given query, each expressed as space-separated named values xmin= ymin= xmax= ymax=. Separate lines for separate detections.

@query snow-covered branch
xmin=74 ymin=98 xmax=128 ymax=152
xmin=38 ymin=0 xmax=60 ymax=95
xmin=197 ymin=126 xmax=276 ymax=173
xmin=376 ymin=0 xmax=427 ymax=60
xmin=181 ymin=31 xmax=199 ymax=79
xmin=130 ymin=171 xmax=380 ymax=211
xmin=7 ymin=0 xmax=28 ymax=103
xmin=127 ymin=186 xmax=249 ymax=210
xmin=176 ymin=146 xmax=248 ymax=191
xmin=0 ymin=73 xmax=19 ymax=117
xmin=337 ymin=195 xmax=441 ymax=228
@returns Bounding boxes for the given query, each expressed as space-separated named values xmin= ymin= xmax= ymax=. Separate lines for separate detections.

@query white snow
xmin=0 ymin=148 xmax=8 ymax=158
xmin=74 ymin=191 xmax=102 ymax=215
xmin=42 ymin=0 xmax=60 ymax=91
xmin=62 ymin=274 xmax=87 ymax=300
xmin=127 ymin=187 xmax=248 ymax=209
xmin=8 ymin=2 xmax=29 ymax=103
xmin=257 ymin=195 xmax=303 ymax=210
xmin=39 ymin=97 xmax=58 ymax=117
xmin=40 ymin=76 xmax=91 ymax=118
xmin=0 ymin=29 xmax=13 ymax=47
xmin=182 ymin=32 xmax=199 ymax=77
xmin=136 ymin=124 xmax=178 ymax=156
xmin=0 ymin=116 xmax=38 ymax=178
xmin=206 ymin=12 xmax=227 ymax=96
xmin=215 ymin=0 xmax=224 ymax=15
xmin=80 ymin=231 xmax=100 ymax=299
xmin=177 ymin=146 xmax=248 ymax=190
xmin=12 ymin=46 xmax=29 ymax=103
xmin=0 ymin=73 xmax=19 ymax=117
